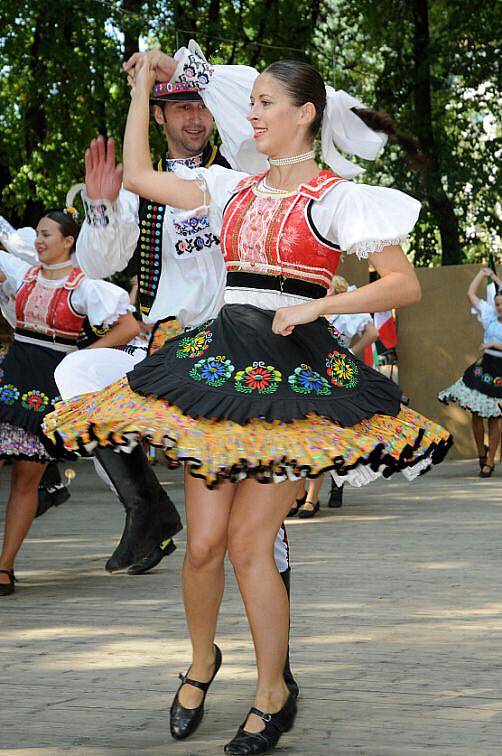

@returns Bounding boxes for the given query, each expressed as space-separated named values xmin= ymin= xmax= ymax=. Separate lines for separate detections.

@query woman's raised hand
xmin=123 ymin=50 xmax=177 ymax=89
xmin=481 ymin=267 xmax=495 ymax=278
xmin=85 ymin=136 xmax=123 ymax=202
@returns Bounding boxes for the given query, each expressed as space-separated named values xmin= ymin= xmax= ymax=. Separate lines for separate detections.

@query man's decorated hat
xmin=151 ymin=81 xmax=202 ymax=103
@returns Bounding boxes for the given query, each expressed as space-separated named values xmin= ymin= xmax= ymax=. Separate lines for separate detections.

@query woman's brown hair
xmin=265 ymin=60 xmax=426 ymax=172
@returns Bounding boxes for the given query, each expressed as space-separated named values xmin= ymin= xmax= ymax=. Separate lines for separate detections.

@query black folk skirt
xmin=438 ymin=352 xmax=502 ymax=418
xmin=0 ymin=340 xmax=66 ymax=460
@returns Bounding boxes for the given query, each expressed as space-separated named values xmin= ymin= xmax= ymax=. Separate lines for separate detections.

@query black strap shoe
xmin=327 ymin=479 xmax=344 ymax=508
xmin=127 ymin=538 xmax=176 ymax=575
xmin=479 ymin=464 xmax=495 ymax=478
xmin=287 ymin=493 xmax=306 ymax=518
xmin=224 ymin=692 xmax=297 ymax=754
xmin=0 ymin=569 xmax=16 ymax=597
xmin=170 ymin=644 xmax=222 ymax=740
xmin=298 ymin=499 xmax=319 ymax=518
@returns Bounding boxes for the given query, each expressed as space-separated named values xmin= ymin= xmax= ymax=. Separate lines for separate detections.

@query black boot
xmin=280 ymin=567 xmax=299 ymax=699
xmin=95 ymin=445 xmax=183 ymax=573
xmin=327 ymin=478 xmax=344 ymax=508
xmin=127 ymin=538 xmax=177 ymax=575
xmin=35 ymin=462 xmax=70 ymax=518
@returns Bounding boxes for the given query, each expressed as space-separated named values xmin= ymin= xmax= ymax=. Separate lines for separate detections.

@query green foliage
xmin=0 ymin=0 xmax=499 ymax=265
xmin=316 ymin=0 xmax=501 ymax=265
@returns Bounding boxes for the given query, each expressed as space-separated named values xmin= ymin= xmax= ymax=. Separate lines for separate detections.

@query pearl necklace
xmin=254 ymin=179 xmax=295 ymax=199
xmin=260 ymin=178 xmax=291 ymax=195
xmin=269 ymin=150 xmax=315 ymax=167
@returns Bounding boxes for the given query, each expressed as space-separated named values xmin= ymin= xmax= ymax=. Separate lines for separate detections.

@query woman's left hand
xmin=272 ymin=300 xmax=322 ymax=336
xmin=480 ymin=342 xmax=494 ymax=351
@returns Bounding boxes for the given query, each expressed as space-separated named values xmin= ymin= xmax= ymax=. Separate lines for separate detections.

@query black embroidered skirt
xmin=0 ymin=340 xmax=65 ymax=460
xmin=129 ymin=305 xmax=403 ymax=425
xmin=438 ymin=352 xmax=502 ymax=418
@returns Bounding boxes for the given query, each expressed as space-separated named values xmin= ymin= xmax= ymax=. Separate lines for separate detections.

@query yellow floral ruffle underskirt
xmin=43 ymin=377 xmax=452 ymax=487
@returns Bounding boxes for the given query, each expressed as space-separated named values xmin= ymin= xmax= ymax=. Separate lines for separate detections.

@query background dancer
xmin=0 ymin=209 xmax=139 ymax=596
xmin=45 ymin=46 xmax=451 ymax=754
xmin=290 ymin=275 xmax=378 ymax=518
xmin=439 ymin=266 xmax=502 ymax=477
xmin=0 ymin=216 xmax=72 ymax=517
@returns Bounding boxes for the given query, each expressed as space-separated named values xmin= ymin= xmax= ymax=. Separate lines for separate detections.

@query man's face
xmin=154 ymin=101 xmax=214 ymax=157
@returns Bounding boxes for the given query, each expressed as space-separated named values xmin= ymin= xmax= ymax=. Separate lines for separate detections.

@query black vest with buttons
xmin=135 ymin=143 xmax=230 ymax=317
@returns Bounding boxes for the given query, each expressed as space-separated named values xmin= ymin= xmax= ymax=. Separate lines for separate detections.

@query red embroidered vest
xmin=220 ymin=170 xmax=347 ymax=290
xmin=16 ymin=266 xmax=87 ymax=345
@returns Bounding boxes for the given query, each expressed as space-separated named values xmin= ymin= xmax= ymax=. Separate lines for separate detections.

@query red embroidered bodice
xmin=220 ymin=170 xmax=347 ymax=290
xmin=16 ymin=266 xmax=87 ymax=343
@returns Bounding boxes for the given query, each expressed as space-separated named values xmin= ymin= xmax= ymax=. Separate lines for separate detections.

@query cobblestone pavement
xmin=0 ymin=458 xmax=501 ymax=755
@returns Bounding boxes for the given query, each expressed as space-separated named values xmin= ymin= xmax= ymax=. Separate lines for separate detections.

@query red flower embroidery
xmin=245 ymin=366 xmax=272 ymax=389
xmin=234 ymin=362 xmax=282 ymax=395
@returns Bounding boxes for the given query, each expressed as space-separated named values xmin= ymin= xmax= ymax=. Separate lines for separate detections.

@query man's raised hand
xmin=123 ymin=50 xmax=177 ymax=89
xmin=85 ymin=136 xmax=123 ymax=202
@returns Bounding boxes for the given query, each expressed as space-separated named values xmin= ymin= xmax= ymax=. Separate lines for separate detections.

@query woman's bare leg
xmin=485 ymin=417 xmax=501 ymax=470
xmin=227 ymin=478 xmax=299 ymax=732
xmin=471 ymin=413 xmax=486 ymax=458
xmin=300 ymin=474 xmax=324 ymax=513
xmin=0 ymin=459 xmax=47 ymax=584
xmin=178 ymin=468 xmax=235 ymax=708
xmin=295 ymin=479 xmax=306 ymax=498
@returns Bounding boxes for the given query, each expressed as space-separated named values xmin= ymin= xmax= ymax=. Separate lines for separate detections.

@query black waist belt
xmin=15 ymin=327 xmax=78 ymax=347
xmin=226 ymin=272 xmax=326 ymax=300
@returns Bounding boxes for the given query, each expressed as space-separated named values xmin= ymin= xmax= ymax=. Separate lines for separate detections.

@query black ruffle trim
xmin=0 ymin=403 xmax=48 ymax=437
xmin=48 ymin=424 xmax=453 ymax=490
xmin=0 ymin=450 xmax=53 ymax=463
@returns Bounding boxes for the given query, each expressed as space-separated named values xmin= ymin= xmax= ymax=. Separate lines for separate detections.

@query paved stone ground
xmin=0 ymin=458 xmax=501 ymax=756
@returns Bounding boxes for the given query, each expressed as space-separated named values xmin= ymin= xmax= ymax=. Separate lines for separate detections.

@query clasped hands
xmin=123 ymin=49 xmax=177 ymax=95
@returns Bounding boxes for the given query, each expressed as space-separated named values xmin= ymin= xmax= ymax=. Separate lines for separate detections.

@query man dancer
xmin=74 ymin=82 xmax=228 ymax=575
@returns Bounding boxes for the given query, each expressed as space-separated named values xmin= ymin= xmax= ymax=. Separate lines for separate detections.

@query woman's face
xmin=495 ymin=294 xmax=502 ymax=318
xmin=35 ymin=217 xmax=73 ymax=265
xmin=247 ymin=73 xmax=314 ymax=158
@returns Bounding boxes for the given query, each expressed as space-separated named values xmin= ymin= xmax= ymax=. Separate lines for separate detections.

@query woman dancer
xmin=45 ymin=49 xmax=451 ymax=754
xmin=0 ymin=209 xmax=138 ymax=596
xmin=439 ymin=267 xmax=501 ymax=477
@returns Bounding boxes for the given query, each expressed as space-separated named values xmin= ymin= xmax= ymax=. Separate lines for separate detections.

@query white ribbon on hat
xmin=0 ymin=214 xmax=16 ymax=240
xmin=321 ymin=86 xmax=387 ymax=178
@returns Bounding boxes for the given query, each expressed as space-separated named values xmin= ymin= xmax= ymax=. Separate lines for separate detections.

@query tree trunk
xmin=206 ymin=0 xmax=221 ymax=56
xmin=250 ymin=0 xmax=277 ymax=67
xmin=22 ymin=16 xmax=47 ymax=227
xmin=411 ymin=0 xmax=462 ymax=265
xmin=122 ymin=0 xmax=142 ymax=62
